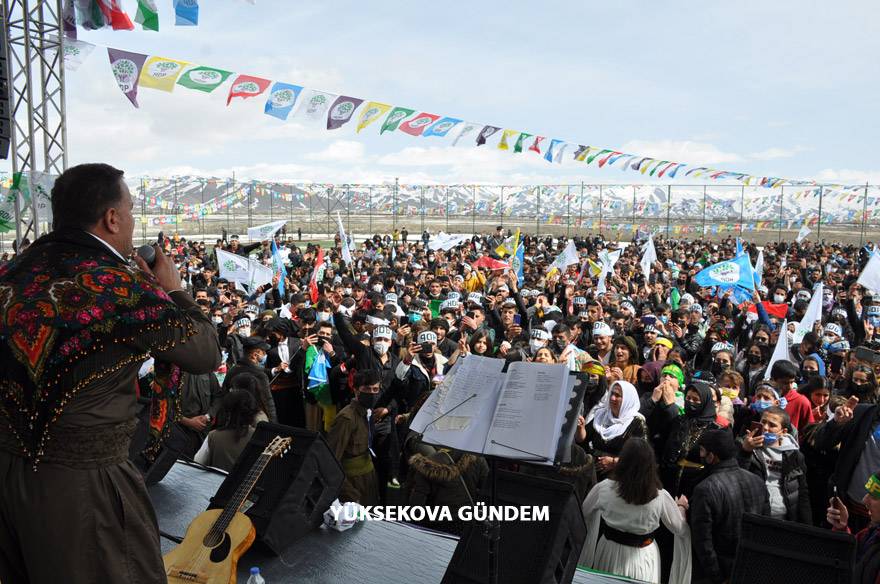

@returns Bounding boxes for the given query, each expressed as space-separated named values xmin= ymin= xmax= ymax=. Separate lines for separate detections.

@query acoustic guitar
xmin=164 ymin=435 xmax=292 ymax=584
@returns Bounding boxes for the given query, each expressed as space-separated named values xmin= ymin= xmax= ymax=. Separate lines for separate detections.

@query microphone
xmin=136 ymin=244 xmax=156 ymax=268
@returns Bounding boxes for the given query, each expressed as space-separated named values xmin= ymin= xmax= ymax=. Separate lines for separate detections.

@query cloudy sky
xmin=10 ymin=1 xmax=880 ymax=185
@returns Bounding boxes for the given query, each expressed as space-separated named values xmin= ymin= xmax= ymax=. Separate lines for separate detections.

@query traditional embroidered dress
xmin=0 ymin=228 xmax=221 ymax=584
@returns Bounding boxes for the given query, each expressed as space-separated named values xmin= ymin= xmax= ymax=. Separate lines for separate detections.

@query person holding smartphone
xmin=827 ymin=471 xmax=880 ymax=583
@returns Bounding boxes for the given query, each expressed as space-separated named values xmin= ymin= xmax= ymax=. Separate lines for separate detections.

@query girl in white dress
xmin=579 ymin=438 xmax=691 ymax=584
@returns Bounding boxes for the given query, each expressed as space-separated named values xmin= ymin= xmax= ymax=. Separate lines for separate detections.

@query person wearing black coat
xmin=815 ymin=401 xmax=880 ymax=533
xmin=264 ymin=317 xmax=306 ymax=428
xmin=222 ymin=336 xmax=278 ymax=423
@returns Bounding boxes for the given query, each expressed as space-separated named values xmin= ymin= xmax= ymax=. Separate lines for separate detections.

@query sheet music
xmin=484 ymin=361 xmax=570 ymax=462
xmin=410 ymin=356 xmax=505 ymax=453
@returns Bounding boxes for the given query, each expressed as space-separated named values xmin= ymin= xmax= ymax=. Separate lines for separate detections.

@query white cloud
xmin=305 ymin=140 xmax=365 ymax=162
xmin=618 ymin=140 xmax=743 ymax=165
xmin=814 ymin=168 xmax=880 ymax=184
xmin=749 ymin=146 xmax=809 ymax=160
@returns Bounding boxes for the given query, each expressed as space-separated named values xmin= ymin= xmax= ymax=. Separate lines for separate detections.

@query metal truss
xmin=2 ymin=0 xmax=67 ymax=245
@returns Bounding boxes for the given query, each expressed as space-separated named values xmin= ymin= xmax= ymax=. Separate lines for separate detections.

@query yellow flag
xmin=497 ymin=130 xmax=518 ymax=151
xmin=588 ymin=259 xmax=603 ymax=277
xmin=139 ymin=57 xmax=189 ymax=92
xmin=495 ymin=228 xmax=519 ymax=257
xmin=356 ymin=102 xmax=392 ymax=133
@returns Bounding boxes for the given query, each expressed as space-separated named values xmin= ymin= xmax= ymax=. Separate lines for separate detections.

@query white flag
xmin=297 ymin=90 xmax=338 ymax=121
xmin=336 ymin=211 xmax=353 ymax=265
xmin=247 ymin=260 xmax=274 ymax=292
xmin=857 ymin=250 xmax=880 ymax=293
xmin=765 ymin=320 xmax=791 ymax=380
xmin=793 ymin=283 xmax=823 ymax=344
xmin=754 ymin=250 xmax=764 ymax=285
xmin=796 ymin=225 xmax=811 ymax=243
xmin=246 ymin=219 xmax=286 ymax=242
xmin=216 ymin=248 xmax=250 ymax=284
xmin=547 ymin=240 xmax=579 ymax=274
xmin=62 ymin=38 xmax=95 ymax=72
xmin=640 ymin=235 xmax=657 ymax=283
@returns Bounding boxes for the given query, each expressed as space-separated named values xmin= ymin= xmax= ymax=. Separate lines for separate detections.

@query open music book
xmin=409 ymin=356 xmax=586 ymax=466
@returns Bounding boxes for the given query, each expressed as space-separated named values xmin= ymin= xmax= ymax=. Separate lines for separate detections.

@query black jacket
xmin=737 ymin=445 xmax=812 ymax=524
xmin=815 ymin=403 xmax=880 ymax=497
xmin=221 ymin=360 xmax=278 ymax=423
xmin=690 ymin=458 xmax=771 ymax=583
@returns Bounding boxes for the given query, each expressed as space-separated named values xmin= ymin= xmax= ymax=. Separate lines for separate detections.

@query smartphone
xmin=855 ymin=346 xmax=880 ymax=365
xmin=466 ymin=311 xmax=476 ymax=320
xmin=831 ymin=486 xmax=844 ymax=510
xmin=641 ymin=315 xmax=657 ymax=326
xmin=420 ymin=342 xmax=433 ymax=354
xmin=749 ymin=421 xmax=763 ymax=436
xmin=513 ymin=314 xmax=521 ymax=325
xmin=830 ymin=354 xmax=844 ymax=374
xmin=846 ymin=396 xmax=860 ymax=410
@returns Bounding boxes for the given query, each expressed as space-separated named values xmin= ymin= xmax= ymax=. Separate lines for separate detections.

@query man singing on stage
xmin=0 ymin=163 xmax=221 ymax=583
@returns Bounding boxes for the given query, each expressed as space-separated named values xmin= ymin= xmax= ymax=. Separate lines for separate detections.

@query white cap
xmin=543 ymin=320 xmax=557 ymax=333
xmin=824 ymin=323 xmax=843 ymax=337
xmin=385 ymin=293 xmax=398 ymax=304
xmin=796 ymin=290 xmax=812 ymax=302
xmin=573 ymin=296 xmax=587 ymax=306
xmin=446 ymin=291 xmax=461 ymax=301
xmin=593 ymin=321 xmax=613 ymax=337
xmin=417 ymin=331 xmax=438 ymax=344
xmin=372 ymin=325 xmax=392 ymax=340
xmin=530 ymin=328 xmax=551 ymax=341
xmin=439 ymin=299 xmax=460 ymax=311
xmin=467 ymin=292 xmax=483 ymax=306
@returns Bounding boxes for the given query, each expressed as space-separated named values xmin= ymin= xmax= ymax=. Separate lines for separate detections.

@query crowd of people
xmin=98 ymin=222 xmax=880 ymax=583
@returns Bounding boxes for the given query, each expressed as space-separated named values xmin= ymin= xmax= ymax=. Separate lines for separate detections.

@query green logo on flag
xmin=271 ymin=89 xmax=295 ymax=108
xmin=148 ymin=60 xmax=180 ymax=78
xmin=189 ymin=69 xmax=222 ymax=85
xmin=111 ymin=59 xmax=138 ymax=92
xmin=233 ymin=81 xmax=260 ymax=94
xmin=330 ymin=101 xmax=354 ymax=120
xmin=223 ymin=260 xmax=237 ymax=271
xmin=307 ymin=94 xmax=328 ymax=115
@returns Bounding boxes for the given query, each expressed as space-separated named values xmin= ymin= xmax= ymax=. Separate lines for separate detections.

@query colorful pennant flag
xmin=226 ymin=74 xmax=271 ymax=106
xmin=529 ymin=136 xmax=545 ymax=153
xmin=298 ymin=90 xmax=337 ymax=121
xmin=398 ymin=112 xmax=440 ymax=136
xmin=62 ymin=38 xmax=95 ymax=72
xmin=544 ymin=139 xmax=563 ymax=163
xmin=451 ymin=122 xmax=481 ymax=147
xmin=176 ymin=66 xmax=232 ymax=93
xmin=476 ymin=125 xmax=500 ymax=146
xmin=497 ymin=129 xmax=517 ymax=150
xmin=174 ymin=0 xmax=198 ymax=25
xmin=95 ymin=0 xmax=134 ymax=30
xmin=107 ymin=48 xmax=147 ymax=107
xmin=422 ymin=117 xmax=461 ymax=138
xmin=356 ymin=102 xmax=391 ymax=133
xmin=513 ymin=132 xmax=532 ymax=153
xmin=326 ymin=96 xmax=364 ymax=130
xmin=134 ymin=0 xmax=158 ymax=31
xmin=264 ymin=82 xmax=303 ymax=120
xmin=138 ymin=57 xmax=188 ymax=92
xmin=380 ymin=107 xmax=414 ymax=134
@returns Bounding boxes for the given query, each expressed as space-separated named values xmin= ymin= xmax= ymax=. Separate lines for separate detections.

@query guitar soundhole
xmin=201 ymin=532 xmax=232 ymax=563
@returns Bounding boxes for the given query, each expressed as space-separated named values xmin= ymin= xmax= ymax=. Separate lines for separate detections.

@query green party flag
xmin=380 ymin=107 xmax=414 ymax=134
xmin=430 ymin=299 xmax=443 ymax=319
xmin=513 ymin=132 xmax=532 ymax=153
xmin=135 ymin=0 xmax=159 ymax=31
xmin=176 ymin=66 xmax=233 ymax=93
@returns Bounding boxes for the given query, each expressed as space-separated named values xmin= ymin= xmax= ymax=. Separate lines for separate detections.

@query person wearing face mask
xmin=529 ymin=328 xmax=552 ymax=357
xmin=394 ymin=330 xmax=449 ymax=418
xmin=582 ymin=381 xmax=647 ymax=481
xmin=738 ymin=406 xmax=811 ymax=524
xmin=552 ymin=323 xmax=587 ymax=371
xmin=221 ymin=336 xmax=277 ymax=423
xmin=737 ymin=341 xmax=770 ymax=398
xmin=659 ymin=379 xmax=724 ymax=498
xmin=689 ymin=430 xmax=770 ymax=584
xmin=847 ymin=365 xmax=880 ymax=404
xmin=224 ymin=316 xmax=252 ymax=368
xmin=326 ymin=369 xmax=382 ymax=506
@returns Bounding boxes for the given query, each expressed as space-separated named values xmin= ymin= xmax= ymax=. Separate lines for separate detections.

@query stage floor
xmin=149 ymin=461 xmax=639 ymax=583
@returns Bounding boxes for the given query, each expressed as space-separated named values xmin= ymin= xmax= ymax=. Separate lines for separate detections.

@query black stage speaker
xmin=0 ymin=21 xmax=10 ymax=160
xmin=442 ymin=470 xmax=586 ymax=584
xmin=731 ymin=513 xmax=855 ymax=584
xmin=209 ymin=422 xmax=344 ymax=555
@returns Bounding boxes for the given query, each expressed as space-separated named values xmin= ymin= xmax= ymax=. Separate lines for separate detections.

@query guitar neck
xmin=208 ymin=452 xmax=272 ymax=540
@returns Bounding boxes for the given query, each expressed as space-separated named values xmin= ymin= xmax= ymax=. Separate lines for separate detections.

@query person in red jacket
xmin=770 ymin=360 xmax=814 ymax=431
xmin=827 ymin=470 xmax=880 ymax=584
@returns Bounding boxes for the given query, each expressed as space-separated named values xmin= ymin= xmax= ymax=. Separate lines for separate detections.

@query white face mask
xmin=239 ymin=327 xmax=251 ymax=337
xmin=530 ymin=340 xmax=545 ymax=354
xmin=344 ymin=287 xmax=352 ymax=295
xmin=373 ymin=341 xmax=390 ymax=356
xmin=316 ymin=312 xmax=331 ymax=322
xmin=372 ymin=284 xmax=384 ymax=293
xmin=773 ymin=294 xmax=785 ymax=304
xmin=212 ymin=316 xmax=223 ymax=324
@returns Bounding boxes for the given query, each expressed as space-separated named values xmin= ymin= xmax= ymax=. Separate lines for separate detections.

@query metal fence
xmin=4 ymin=179 xmax=878 ymax=251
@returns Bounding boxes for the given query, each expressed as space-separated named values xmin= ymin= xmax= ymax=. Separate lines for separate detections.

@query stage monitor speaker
xmin=441 ymin=470 xmax=586 ymax=584
xmin=731 ymin=512 xmax=855 ymax=584
xmin=0 ymin=22 xmax=10 ymax=160
xmin=209 ymin=422 xmax=344 ymax=555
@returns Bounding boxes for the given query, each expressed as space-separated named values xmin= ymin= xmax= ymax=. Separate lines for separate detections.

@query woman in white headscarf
xmin=583 ymin=380 xmax=647 ymax=481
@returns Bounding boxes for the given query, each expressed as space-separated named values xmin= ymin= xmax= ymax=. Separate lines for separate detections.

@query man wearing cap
xmin=592 ymin=321 xmax=614 ymax=365
xmin=690 ymin=429 xmax=770 ymax=584
xmin=222 ymin=336 xmax=278 ymax=423
xmin=395 ymin=331 xmax=449 ymax=417
xmin=225 ymin=315 xmax=253 ymax=367
xmin=529 ymin=328 xmax=551 ymax=357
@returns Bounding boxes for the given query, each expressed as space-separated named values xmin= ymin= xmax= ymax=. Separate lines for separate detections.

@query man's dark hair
xmin=698 ymin=429 xmax=737 ymax=461
xmin=770 ymin=360 xmax=799 ymax=381
xmin=51 ymin=163 xmax=125 ymax=230
xmin=613 ymin=438 xmax=661 ymax=505
xmin=354 ymin=369 xmax=381 ymax=388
